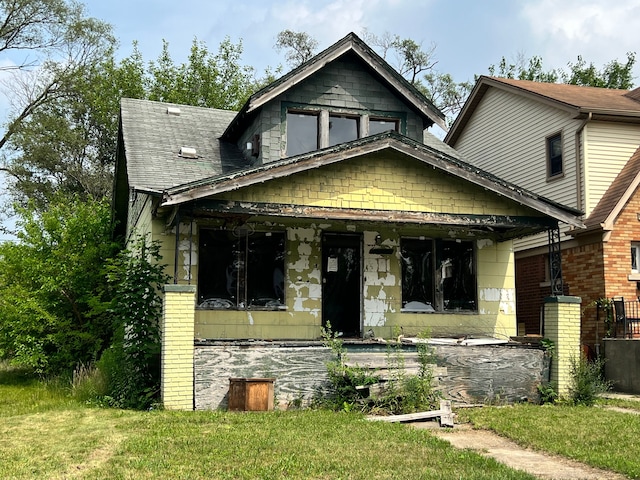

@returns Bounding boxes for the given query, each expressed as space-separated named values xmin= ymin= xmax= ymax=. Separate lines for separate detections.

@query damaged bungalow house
xmin=113 ymin=33 xmax=584 ymax=409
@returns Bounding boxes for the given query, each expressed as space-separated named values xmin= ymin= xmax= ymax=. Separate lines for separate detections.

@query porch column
xmin=162 ymin=284 xmax=196 ymax=410
xmin=544 ymin=295 xmax=581 ymax=397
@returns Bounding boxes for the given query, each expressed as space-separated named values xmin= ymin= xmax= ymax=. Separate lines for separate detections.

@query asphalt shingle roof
xmin=119 ymin=97 xmax=245 ymax=193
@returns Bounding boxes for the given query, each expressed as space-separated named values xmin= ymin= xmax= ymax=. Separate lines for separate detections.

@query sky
xmin=84 ymin=0 xmax=640 ymax=88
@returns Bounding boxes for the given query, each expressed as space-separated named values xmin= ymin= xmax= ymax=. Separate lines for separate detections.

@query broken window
xmin=329 ymin=115 xmax=359 ymax=146
xmin=400 ymin=238 xmax=476 ymax=312
xmin=286 ymin=111 xmax=319 ymax=156
xmin=197 ymin=229 xmax=285 ymax=309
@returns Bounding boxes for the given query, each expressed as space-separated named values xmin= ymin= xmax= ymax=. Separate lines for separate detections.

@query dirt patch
xmin=411 ymin=421 xmax=627 ymax=480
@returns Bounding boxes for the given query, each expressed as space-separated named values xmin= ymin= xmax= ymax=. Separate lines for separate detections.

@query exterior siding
xmin=454 ymin=88 xmax=581 ymax=209
xmin=255 ymin=58 xmax=425 ymax=164
xmin=584 ymin=122 xmax=640 ymax=217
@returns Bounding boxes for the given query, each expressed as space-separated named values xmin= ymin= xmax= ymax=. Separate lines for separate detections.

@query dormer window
xmin=286 ymin=111 xmax=319 ymax=156
xmin=369 ymin=118 xmax=399 ymax=135
xmin=329 ymin=115 xmax=359 ymax=147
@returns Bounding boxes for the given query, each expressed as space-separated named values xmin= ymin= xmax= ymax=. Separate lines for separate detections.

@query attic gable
xmin=446 ymin=76 xmax=640 ymax=146
xmin=222 ymin=32 xmax=447 ymax=142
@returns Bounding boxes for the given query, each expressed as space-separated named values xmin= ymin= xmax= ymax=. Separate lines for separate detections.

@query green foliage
xmin=488 ymin=52 xmax=636 ymax=89
xmin=0 ymin=196 xmax=118 ymax=374
xmin=569 ymin=355 xmax=611 ymax=406
xmin=320 ymin=324 xmax=439 ymax=414
xmin=537 ymin=382 xmax=558 ymax=405
xmin=274 ymin=30 xmax=319 ymax=68
xmin=101 ymin=236 xmax=170 ymax=409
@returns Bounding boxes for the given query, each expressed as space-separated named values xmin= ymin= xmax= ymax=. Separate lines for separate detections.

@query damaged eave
xmin=187 ymin=198 xmax=559 ymax=233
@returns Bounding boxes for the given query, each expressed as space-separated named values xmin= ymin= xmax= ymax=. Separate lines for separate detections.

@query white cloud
xmin=520 ymin=0 xmax=640 ymax=74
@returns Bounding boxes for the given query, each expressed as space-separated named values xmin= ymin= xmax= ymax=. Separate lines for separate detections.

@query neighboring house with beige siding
xmin=446 ymin=76 xmax=640 ymax=353
xmin=113 ymin=37 xmax=583 ymax=408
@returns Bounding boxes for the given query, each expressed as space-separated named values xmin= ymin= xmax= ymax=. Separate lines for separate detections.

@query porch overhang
xmin=163 ymin=199 xmax=560 ymax=241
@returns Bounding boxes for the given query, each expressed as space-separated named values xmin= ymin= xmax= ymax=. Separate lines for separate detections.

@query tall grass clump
xmin=569 ymin=355 xmax=611 ymax=406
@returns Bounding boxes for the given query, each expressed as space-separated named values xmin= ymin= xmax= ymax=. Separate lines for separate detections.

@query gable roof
xmin=222 ymin=32 xmax=447 ymax=140
xmin=578 ymin=145 xmax=640 ymax=233
xmin=118 ymin=97 xmax=245 ymax=194
xmin=446 ymin=76 xmax=640 ymax=145
xmin=163 ymin=129 xmax=584 ymax=232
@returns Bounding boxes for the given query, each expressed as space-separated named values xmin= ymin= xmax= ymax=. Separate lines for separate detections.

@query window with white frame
xmin=632 ymin=242 xmax=640 ymax=273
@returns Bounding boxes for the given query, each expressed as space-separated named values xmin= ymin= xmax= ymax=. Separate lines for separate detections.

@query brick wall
xmin=162 ymin=285 xmax=196 ymax=410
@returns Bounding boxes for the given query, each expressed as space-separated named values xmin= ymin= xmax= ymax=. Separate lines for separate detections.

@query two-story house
xmin=113 ymin=35 xmax=583 ymax=408
xmin=446 ymin=76 xmax=640 ymax=353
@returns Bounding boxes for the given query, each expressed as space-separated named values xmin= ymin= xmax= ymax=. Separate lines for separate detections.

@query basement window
xmin=197 ymin=230 xmax=286 ymax=310
xmin=400 ymin=238 xmax=477 ymax=312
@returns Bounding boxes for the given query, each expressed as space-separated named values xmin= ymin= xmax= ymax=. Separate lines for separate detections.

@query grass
xmin=0 ymin=363 xmax=536 ymax=480
xmin=3 ymin=360 xmax=640 ymax=479
xmin=461 ymin=402 xmax=640 ymax=478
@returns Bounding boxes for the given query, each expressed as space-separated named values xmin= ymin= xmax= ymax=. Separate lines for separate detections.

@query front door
xmin=322 ymin=233 xmax=361 ymax=337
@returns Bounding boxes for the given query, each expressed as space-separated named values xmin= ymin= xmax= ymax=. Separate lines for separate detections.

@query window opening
xmin=286 ymin=112 xmax=318 ymax=156
xmin=329 ymin=115 xmax=359 ymax=146
xmin=197 ymin=229 xmax=285 ymax=309
xmin=632 ymin=242 xmax=640 ymax=273
xmin=369 ymin=118 xmax=399 ymax=135
xmin=401 ymin=238 xmax=476 ymax=312
xmin=547 ymin=133 xmax=563 ymax=177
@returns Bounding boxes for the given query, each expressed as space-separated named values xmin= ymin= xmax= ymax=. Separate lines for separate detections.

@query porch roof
xmin=162 ymin=131 xmax=584 ymax=240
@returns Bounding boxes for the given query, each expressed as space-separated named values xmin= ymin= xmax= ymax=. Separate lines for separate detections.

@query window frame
xmin=546 ymin=132 xmax=563 ymax=179
xmin=197 ymin=229 xmax=286 ymax=311
xmin=328 ymin=114 xmax=360 ymax=147
xmin=400 ymin=237 xmax=477 ymax=313
xmin=368 ymin=117 xmax=400 ymax=135
xmin=286 ymin=110 xmax=320 ymax=156
xmin=632 ymin=242 xmax=640 ymax=274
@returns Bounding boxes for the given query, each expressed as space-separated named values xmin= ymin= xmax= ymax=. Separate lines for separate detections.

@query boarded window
xmin=401 ymin=238 xmax=476 ymax=312
xmin=198 ymin=230 xmax=285 ymax=309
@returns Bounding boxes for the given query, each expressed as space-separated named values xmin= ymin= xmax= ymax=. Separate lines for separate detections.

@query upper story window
xmin=286 ymin=112 xmax=318 ymax=156
xmin=632 ymin=242 xmax=640 ymax=273
xmin=329 ymin=115 xmax=359 ymax=147
xmin=547 ymin=133 xmax=563 ymax=178
xmin=369 ymin=118 xmax=399 ymax=135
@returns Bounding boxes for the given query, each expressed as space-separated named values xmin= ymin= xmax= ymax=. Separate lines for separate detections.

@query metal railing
xmin=612 ymin=297 xmax=640 ymax=338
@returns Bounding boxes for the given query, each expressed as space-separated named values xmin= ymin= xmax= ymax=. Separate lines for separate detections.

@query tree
xmin=0 ymin=195 xmax=118 ymax=374
xmin=0 ymin=0 xmax=114 ymax=151
xmin=488 ymin=52 xmax=636 ymax=89
xmin=275 ymin=30 xmax=318 ymax=68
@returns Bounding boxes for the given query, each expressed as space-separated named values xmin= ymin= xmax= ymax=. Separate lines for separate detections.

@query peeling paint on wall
xmin=480 ymin=288 xmax=516 ymax=314
xmin=477 ymin=239 xmax=494 ymax=249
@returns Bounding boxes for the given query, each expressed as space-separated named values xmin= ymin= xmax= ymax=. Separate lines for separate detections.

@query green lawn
xmin=2 ymin=364 xmax=638 ymax=479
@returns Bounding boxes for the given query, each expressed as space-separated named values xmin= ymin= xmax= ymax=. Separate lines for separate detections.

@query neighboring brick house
xmin=113 ymin=35 xmax=583 ymax=408
xmin=446 ymin=76 xmax=640 ymax=353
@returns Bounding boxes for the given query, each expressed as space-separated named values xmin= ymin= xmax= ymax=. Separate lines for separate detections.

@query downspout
xmin=574 ymin=112 xmax=592 ymax=214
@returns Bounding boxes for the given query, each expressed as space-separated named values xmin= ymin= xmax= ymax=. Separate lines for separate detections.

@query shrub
xmin=569 ymin=355 xmax=611 ymax=406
